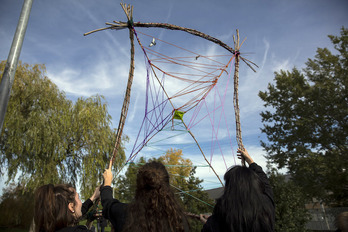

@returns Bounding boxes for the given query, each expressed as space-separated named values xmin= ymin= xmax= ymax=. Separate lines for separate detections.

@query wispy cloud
xmin=72 ymin=1 xmax=130 ymax=58
xmin=272 ymin=56 xmax=291 ymax=72
xmin=128 ymin=91 xmax=140 ymax=122
xmin=261 ymin=38 xmax=270 ymax=69
xmin=157 ymin=2 xmax=174 ymax=43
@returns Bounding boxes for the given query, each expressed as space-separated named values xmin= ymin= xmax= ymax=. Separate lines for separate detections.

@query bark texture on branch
xmin=85 ymin=21 xmax=236 ymax=54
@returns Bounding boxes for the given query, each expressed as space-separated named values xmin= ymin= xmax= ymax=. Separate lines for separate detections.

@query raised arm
xmin=81 ymin=186 xmax=101 ymax=216
xmin=100 ymin=161 xmax=128 ymax=231
xmin=237 ymin=148 xmax=254 ymax=165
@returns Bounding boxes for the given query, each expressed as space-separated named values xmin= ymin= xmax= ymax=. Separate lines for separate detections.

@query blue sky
xmin=1 ymin=0 xmax=347 ymax=193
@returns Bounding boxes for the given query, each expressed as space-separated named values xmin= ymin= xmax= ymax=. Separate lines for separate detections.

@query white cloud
xmin=194 ymin=144 xmax=270 ymax=189
xmin=48 ymin=59 xmax=130 ymax=97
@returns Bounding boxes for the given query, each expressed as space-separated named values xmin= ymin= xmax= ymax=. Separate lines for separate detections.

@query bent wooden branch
xmin=85 ymin=21 xmax=236 ymax=55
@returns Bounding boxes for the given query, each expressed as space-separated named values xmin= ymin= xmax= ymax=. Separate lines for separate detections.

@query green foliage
xmin=0 ymin=61 xmax=126 ymax=199
xmin=259 ymin=28 xmax=348 ymax=205
xmin=114 ymin=157 xmax=146 ymax=203
xmin=268 ymin=169 xmax=310 ymax=232
xmin=158 ymin=148 xmax=193 ymax=186
xmin=177 ymin=167 xmax=214 ymax=232
xmin=0 ymin=184 xmax=34 ymax=229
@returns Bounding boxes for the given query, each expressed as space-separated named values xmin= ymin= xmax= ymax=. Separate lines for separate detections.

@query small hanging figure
xmin=195 ymin=55 xmax=201 ymax=60
xmin=149 ymin=37 xmax=156 ymax=47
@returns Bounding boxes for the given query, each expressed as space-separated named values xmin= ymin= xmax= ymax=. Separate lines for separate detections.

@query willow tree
xmin=0 ymin=61 xmax=125 ymax=199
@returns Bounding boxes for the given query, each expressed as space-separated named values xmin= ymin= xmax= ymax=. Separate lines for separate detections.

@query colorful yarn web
xmin=123 ymin=29 xmax=239 ymax=189
xmin=82 ymin=3 xmax=258 ymax=217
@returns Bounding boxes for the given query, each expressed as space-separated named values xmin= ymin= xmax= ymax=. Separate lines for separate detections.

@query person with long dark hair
xmin=34 ymin=184 xmax=100 ymax=232
xmin=200 ymin=148 xmax=275 ymax=232
xmin=101 ymin=161 xmax=189 ymax=232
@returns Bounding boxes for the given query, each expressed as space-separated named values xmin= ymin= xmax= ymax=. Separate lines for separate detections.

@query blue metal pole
xmin=0 ymin=0 xmax=34 ymax=133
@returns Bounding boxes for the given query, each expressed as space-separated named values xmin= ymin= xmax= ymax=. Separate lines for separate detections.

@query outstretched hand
xmin=199 ymin=214 xmax=210 ymax=224
xmin=90 ymin=186 xmax=101 ymax=202
xmin=103 ymin=160 xmax=113 ymax=187
xmin=237 ymin=148 xmax=254 ymax=165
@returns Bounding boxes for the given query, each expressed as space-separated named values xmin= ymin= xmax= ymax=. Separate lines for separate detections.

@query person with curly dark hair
xmin=335 ymin=211 xmax=348 ymax=232
xmin=101 ymin=161 xmax=189 ymax=232
xmin=200 ymin=148 xmax=275 ymax=232
xmin=33 ymin=184 xmax=100 ymax=232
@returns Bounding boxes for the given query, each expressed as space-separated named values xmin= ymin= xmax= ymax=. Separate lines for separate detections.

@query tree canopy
xmin=268 ymin=168 xmax=310 ymax=232
xmin=259 ymin=27 xmax=348 ymax=205
xmin=0 ymin=61 xmax=126 ymax=199
xmin=158 ymin=148 xmax=193 ymax=186
xmin=0 ymin=184 xmax=34 ymax=229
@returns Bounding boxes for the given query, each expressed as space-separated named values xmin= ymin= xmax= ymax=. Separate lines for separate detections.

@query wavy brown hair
xmin=122 ymin=161 xmax=187 ymax=232
xmin=34 ymin=184 xmax=77 ymax=232
xmin=335 ymin=212 xmax=348 ymax=232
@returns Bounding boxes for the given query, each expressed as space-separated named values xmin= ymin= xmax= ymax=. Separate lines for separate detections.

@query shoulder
xmin=249 ymin=162 xmax=263 ymax=171
xmin=249 ymin=163 xmax=269 ymax=181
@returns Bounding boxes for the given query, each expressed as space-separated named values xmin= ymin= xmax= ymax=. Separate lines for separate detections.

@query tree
xmin=158 ymin=148 xmax=193 ymax=186
xmin=0 ymin=61 xmax=126 ymax=199
xmin=268 ymin=168 xmax=310 ymax=232
xmin=178 ymin=166 xmax=214 ymax=232
xmin=114 ymin=157 xmax=146 ymax=203
xmin=0 ymin=184 xmax=34 ymax=229
xmin=259 ymin=28 xmax=348 ymax=205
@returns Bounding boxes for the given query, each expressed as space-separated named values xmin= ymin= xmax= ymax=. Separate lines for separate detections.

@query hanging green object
xmin=173 ymin=110 xmax=185 ymax=121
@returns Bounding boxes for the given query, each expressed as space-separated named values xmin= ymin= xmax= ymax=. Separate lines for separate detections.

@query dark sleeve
xmin=201 ymin=221 xmax=210 ymax=232
xmin=249 ymin=163 xmax=274 ymax=201
xmin=249 ymin=162 xmax=275 ymax=228
xmin=201 ymin=216 xmax=216 ymax=232
xmin=81 ymin=199 xmax=94 ymax=216
xmin=100 ymin=186 xmax=128 ymax=232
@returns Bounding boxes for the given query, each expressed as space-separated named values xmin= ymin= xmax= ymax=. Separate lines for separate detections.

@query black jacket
xmin=100 ymin=186 xmax=128 ymax=232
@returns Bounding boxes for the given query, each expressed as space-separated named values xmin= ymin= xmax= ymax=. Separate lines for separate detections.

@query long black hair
xmin=213 ymin=166 xmax=274 ymax=232
xmin=122 ymin=161 xmax=187 ymax=232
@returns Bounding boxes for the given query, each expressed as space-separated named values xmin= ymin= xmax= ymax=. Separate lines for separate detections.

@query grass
xmin=0 ymin=219 xmax=111 ymax=232
xmin=79 ymin=220 xmax=112 ymax=232
xmin=0 ymin=227 xmax=27 ymax=232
